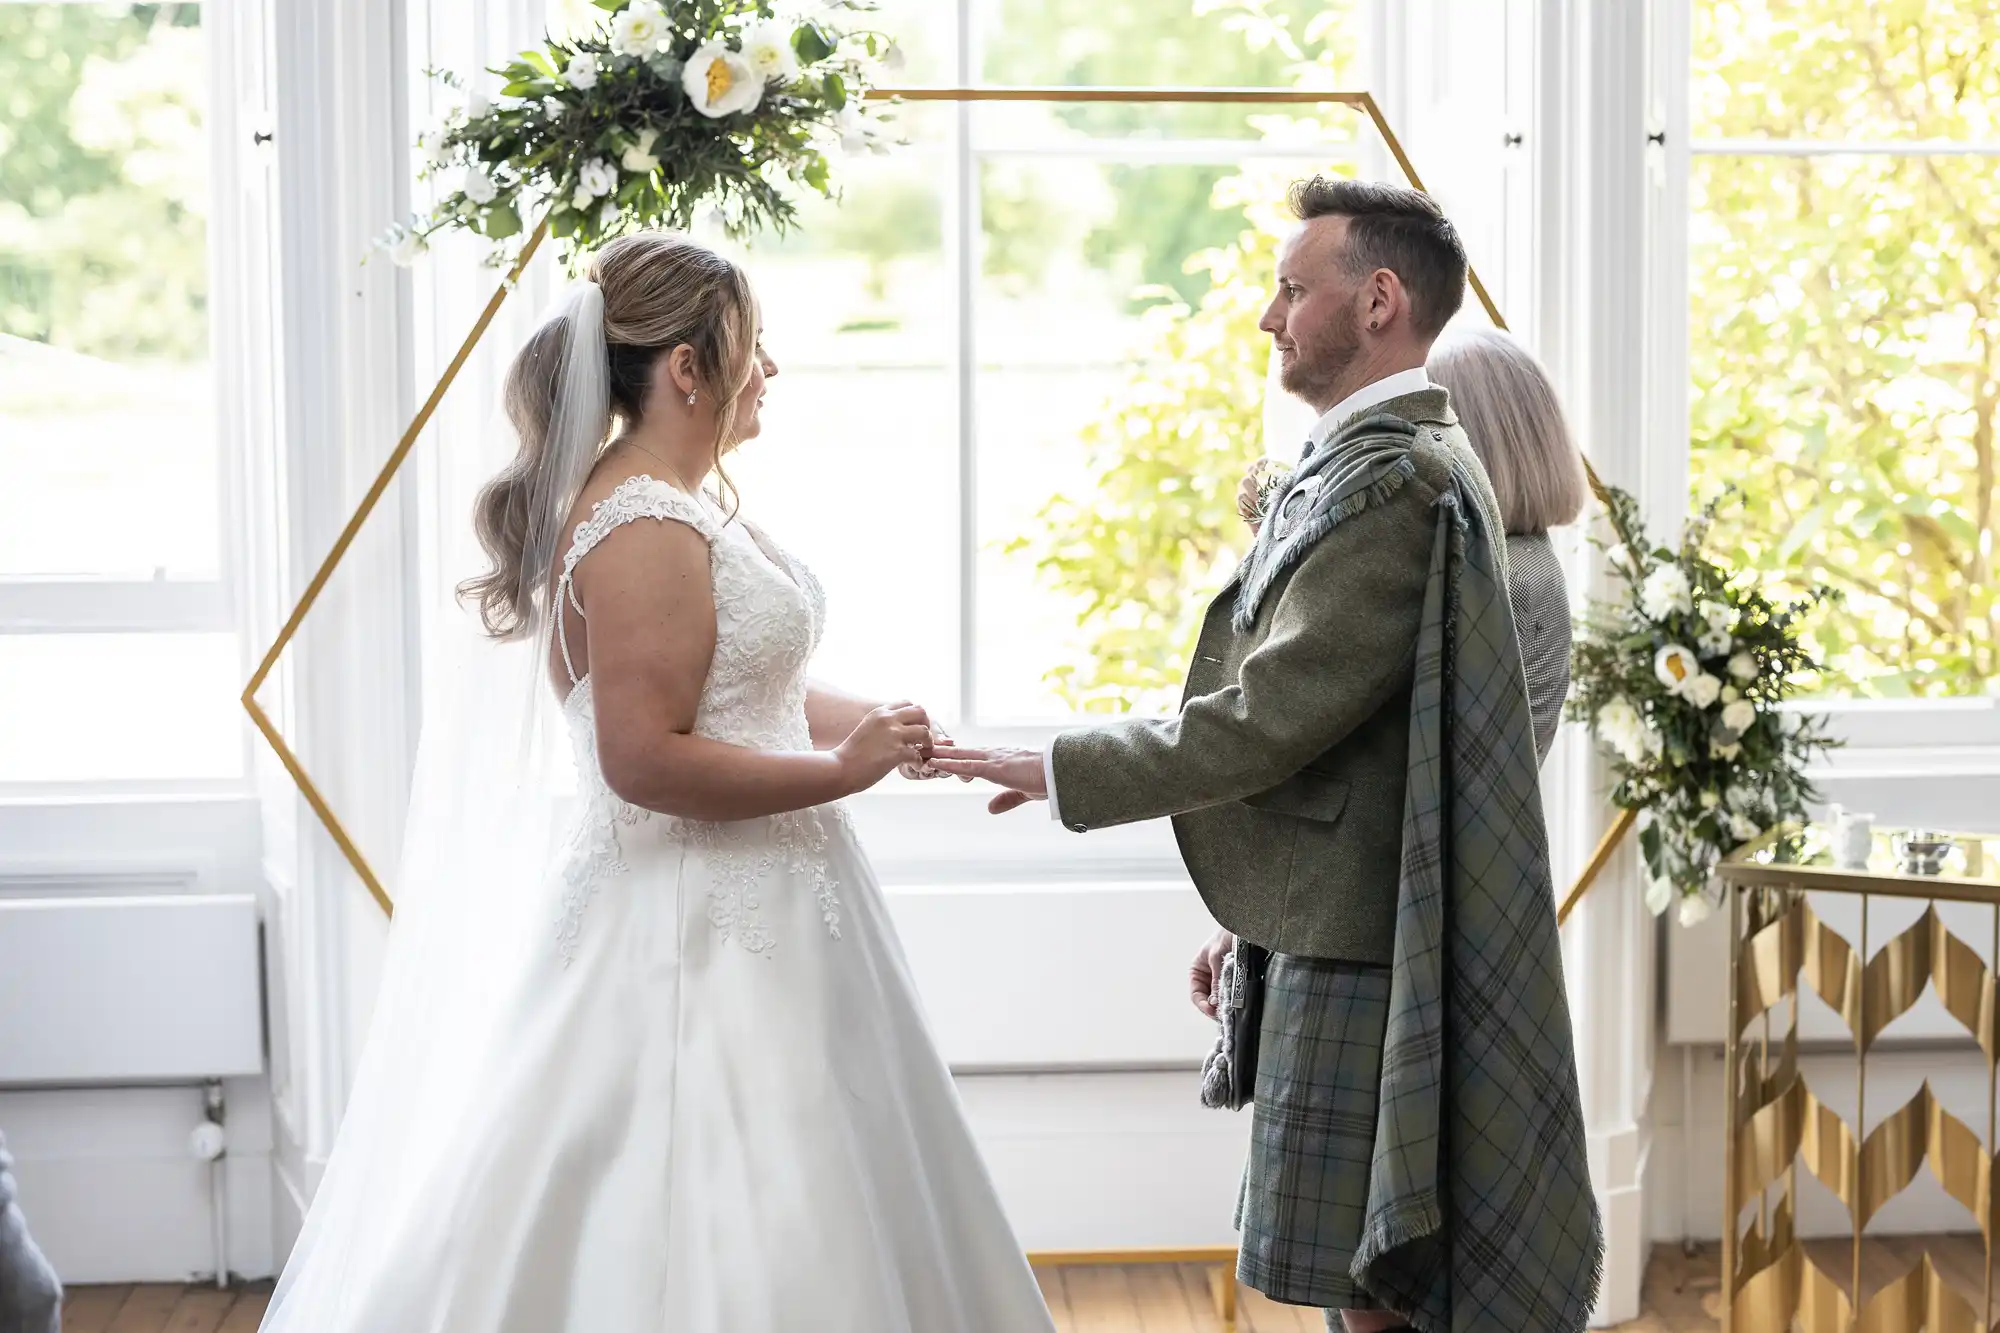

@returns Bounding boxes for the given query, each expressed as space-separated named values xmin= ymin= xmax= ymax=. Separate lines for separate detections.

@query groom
xmin=934 ymin=177 xmax=1599 ymax=1333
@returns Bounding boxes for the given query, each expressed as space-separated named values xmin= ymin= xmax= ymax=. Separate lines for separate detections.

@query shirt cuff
xmin=1044 ymin=746 xmax=1062 ymax=824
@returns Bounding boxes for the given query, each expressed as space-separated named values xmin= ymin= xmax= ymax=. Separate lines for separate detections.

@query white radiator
xmin=0 ymin=895 xmax=263 ymax=1084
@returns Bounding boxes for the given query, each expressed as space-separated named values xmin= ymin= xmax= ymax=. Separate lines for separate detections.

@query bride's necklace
xmin=616 ymin=437 xmax=705 ymax=497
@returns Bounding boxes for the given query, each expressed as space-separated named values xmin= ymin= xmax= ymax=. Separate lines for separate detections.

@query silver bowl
xmin=1893 ymin=831 xmax=1957 ymax=877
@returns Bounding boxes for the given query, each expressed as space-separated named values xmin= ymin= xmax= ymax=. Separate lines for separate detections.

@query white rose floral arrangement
xmin=1568 ymin=484 xmax=1837 ymax=924
xmin=378 ymin=0 xmax=898 ymax=265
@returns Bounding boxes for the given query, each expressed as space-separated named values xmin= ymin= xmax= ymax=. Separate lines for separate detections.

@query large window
xmin=1689 ymin=1 xmax=1999 ymax=698
xmin=0 ymin=1 xmax=242 ymax=785
xmin=698 ymin=0 xmax=1365 ymax=726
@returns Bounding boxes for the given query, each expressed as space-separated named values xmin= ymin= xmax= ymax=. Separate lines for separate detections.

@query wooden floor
xmin=72 ymin=1240 xmax=1989 ymax=1333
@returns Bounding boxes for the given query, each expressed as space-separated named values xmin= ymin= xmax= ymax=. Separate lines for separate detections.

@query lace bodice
xmin=550 ymin=475 xmax=843 ymax=962
xmin=556 ymin=475 xmax=827 ymax=753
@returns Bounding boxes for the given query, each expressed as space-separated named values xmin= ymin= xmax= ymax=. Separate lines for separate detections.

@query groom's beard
xmin=1279 ymin=311 xmax=1365 ymax=410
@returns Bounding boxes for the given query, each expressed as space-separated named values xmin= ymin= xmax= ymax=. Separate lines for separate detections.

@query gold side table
xmin=1721 ymin=825 xmax=2000 ymax=1332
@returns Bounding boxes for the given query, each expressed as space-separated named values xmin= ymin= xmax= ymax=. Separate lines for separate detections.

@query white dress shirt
xmin=1044 ymin=366 xmax=1433 ymax=824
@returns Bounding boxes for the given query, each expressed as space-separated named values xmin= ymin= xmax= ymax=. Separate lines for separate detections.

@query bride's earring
xmin=685 ymin=390 xmax=697 ymax=407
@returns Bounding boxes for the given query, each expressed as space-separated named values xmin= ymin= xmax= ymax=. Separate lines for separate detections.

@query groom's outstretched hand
xmin=926 ymin=744 xmax=1048 ymax=815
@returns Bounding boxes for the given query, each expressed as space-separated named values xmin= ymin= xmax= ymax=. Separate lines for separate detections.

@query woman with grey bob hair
xmin=1428 ymin=327 xmax=1589 ymax=765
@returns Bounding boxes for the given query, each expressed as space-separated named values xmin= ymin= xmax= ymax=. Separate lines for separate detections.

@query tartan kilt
xmin=1235 ymin=954 xmax=1393 ymax=1314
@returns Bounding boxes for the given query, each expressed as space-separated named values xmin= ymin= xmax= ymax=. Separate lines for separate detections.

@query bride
xmin=261 ymin=231 xmax=1057 ymax=1332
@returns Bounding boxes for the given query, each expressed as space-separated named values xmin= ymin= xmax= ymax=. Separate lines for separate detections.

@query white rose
xmin=1698 ymin=627 xmax=1733 ymax=657
xmin=683 ymin=41 xmax=764 ymax=117
xmin=377 ymin=223 xmax=427 ymax=267
xmin=1640 ymin=564 xmax=1695 ymax=620
xmin=578 ymin=157 xmax=618 ymax=198
xmin=1728 ymin=651 xmax=1759 ymax=683
xmin=1654 ymin=644 xmax=1699 ymax=694
xmin=1594 ymin=697 xmax=1648 ymax=764
xmin=1684 ymin=672 xmax=1723 ymax=709
xmin=462 ymin=164 xmax=497 ymax=204
xmin=611 ymin=0 xmax=669 ymax=57
xmin=1727 ymin=812 xmax=1762 ymax=843
xmin=740 ymin=21 xmax=801 ymax=82
xmin=1678 ymin=894 xmax=1715 ymax=927
xmin=565 ymin=53 xmax=599 ymax=89
xmin=572 ymin=184 xmax=595 ymax=211
xmin=1721 ymin=685 xmax=1741 ymax=703
xmin=1720 ymin=699 xmax=1757 ymax=735
xmin=619 ymin=127 xmax=661 ymax=174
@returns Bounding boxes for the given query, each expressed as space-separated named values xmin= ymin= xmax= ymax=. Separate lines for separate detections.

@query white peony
xmin=1727 ymin=812 xmax=1761 ymax=843
xmin=611 ymin=0 xmax=669 ymax=57
xmin=1678 ymin=894 xmax=1714 ymax=927
xmin=461 ymin=164 xmax=497 ymax=204
xmin=1720 ymin=699 xmax=1757 ymax=735
xmin=1654 ymin=643 xmax=1699 ymax=694
xmin=620 ymin=127 xmax=661 ymax=174
xmin=577 ymin=157 xmax=618 ymax=198
xmin=1594 ymin=697 xmax=1648 ymax=764
xmin=1728 ymin=651 xmax=1759 ymax=683
xmin=1684 ymin=671 xmax=1723 ymax=709
xmin=565 ymin=53 xmax=599 ymax=89
xmin=684 ymin=41 xmax=764 ymax=117
xmin=740 ymin=22 xmax=801 ymax=83
xmin=1640 ymin=564 xmax=1695 ymax=619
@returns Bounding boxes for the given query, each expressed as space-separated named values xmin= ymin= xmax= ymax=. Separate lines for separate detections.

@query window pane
xmin=1693 ymin=1 xmax=2000 ymax=141
xmin=0 ymin=633 xmax=242 ymax=782
xmin=698 ymin=110 xmax=959 ymax=716
xmin=978 ymin=0 xmax=1366 ymax=139
xmin=1689 ymin=152 xmax=1999 ymax=697
xmin=978 ymin=158 xmax=1343 ymax=721
xmin=0 ymin=3 xmax=217 ymax=581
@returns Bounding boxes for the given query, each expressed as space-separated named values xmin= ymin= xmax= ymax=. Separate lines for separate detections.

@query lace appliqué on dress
xmin=684 ymin=808 xmax=845 ymax=955
xmin=554 ymin=790 xmax=649 ymax=967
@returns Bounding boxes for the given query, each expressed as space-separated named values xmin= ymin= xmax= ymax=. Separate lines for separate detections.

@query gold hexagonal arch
xmin=243 ymin=86 xmax=1600 ymax=919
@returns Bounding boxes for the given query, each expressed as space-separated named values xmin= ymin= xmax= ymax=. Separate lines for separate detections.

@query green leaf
xmin=802 ymin=153 xmax=829 ymax=193
xmin=793 ymin=22 xmax=835 ymax=65
xmin=591 ymin=0 xmax=623 ymax=9
xmin=480 ymin=202 xmax=522 ymax=239
xmin=520 ymin=49 xmax=555 ymax=78
xmin=821 ymin=70 xmax=846 ymax=111
xmin=550 ymin=207 xmax=581 ymax=238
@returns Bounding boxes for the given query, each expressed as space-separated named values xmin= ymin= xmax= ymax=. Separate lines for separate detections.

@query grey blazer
xmin=1505 ymin=531 xmax=1572 ymax=765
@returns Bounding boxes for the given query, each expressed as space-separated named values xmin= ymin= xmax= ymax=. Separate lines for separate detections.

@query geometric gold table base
xmin=1722 ymin=832 xmax=2000 ymax=1333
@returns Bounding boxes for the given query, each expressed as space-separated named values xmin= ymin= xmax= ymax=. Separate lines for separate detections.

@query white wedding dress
xmin=287 ymin=475 xmax=1055 ymax=1332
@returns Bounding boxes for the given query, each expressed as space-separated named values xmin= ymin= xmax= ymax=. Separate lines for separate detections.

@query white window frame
xmin=1648 ymin=1 xmax=2000 ymax=788
xmin=0 ymin=0 xmax=259 ymax=800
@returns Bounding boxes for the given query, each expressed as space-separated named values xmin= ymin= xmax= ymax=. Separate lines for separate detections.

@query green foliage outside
xmin=1007 ymin=1 xmax=1361 ymax=711
xmin=0 ymin=3 xmax=206 ymax=364
xmin=1690 ymin=0 xmax=1998 ymax=695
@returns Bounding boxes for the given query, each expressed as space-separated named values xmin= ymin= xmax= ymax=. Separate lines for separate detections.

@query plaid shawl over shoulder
xmin=1351 ymin=458 xmax=1603 ymax=1332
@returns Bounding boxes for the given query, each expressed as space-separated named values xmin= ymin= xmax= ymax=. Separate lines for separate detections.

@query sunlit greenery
xmin=1690 ymin=0 xmax=1998 ymax=696
xmin=0 ymin=3 xmax=205 ymax=362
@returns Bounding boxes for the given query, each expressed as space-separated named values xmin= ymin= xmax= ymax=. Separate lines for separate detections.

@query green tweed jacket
xmin=1049 ymin=388 xmax=1506 ymax=965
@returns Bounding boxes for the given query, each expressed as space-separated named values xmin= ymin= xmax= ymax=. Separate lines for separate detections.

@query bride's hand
xmin=835 ymin=702 xmax=933 ymax=793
